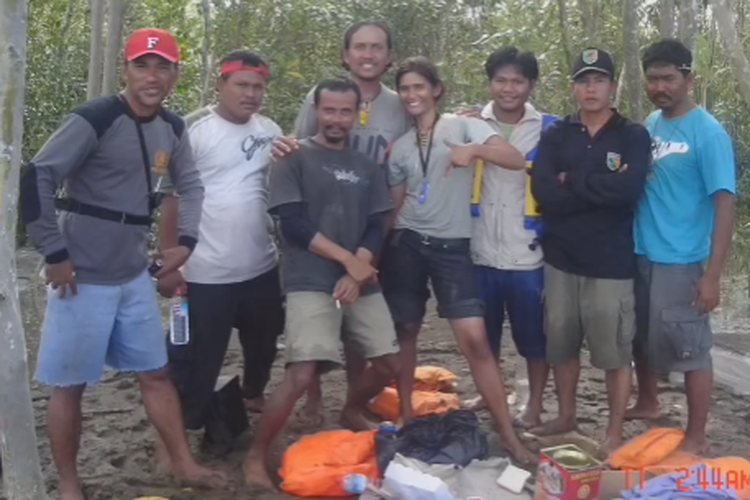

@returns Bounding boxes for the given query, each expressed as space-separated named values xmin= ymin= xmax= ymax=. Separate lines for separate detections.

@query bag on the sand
xmin=279 ymin=429 xmax=379 ymax=498
xmin=607 ymin=427 xmax=684 ymax=469
xmin=203 ymin=375 xmax=249 ymax=455
xmin=368 ymin=387 xmax=461 ymax=421
xmin=394 ymin=366 xmax=458 ymax=392
xmin=375 ymin=410 xmax=488 ymax=473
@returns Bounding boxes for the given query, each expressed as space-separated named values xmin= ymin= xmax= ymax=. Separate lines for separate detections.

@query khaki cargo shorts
xmin=284 ymin=291 xmax=399 ymax=366
xmin=544 ymin=264 xmax=635 ymax=370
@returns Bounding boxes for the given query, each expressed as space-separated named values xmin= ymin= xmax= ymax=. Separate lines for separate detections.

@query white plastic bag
xmin=383 ymin=462 xmax=457 ymax=500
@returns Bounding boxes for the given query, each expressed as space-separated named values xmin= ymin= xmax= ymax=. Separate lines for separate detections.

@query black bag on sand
xmin=375 ymin=410 xmax=489 ymax=473
xmin=202 ymin=375 xmax=249 ymax=456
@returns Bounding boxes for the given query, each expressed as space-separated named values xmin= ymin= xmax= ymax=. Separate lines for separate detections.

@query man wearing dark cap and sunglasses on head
xmin=20 ymin=28 xmax=227 ymax=500
xmin=530 ymin=48 xmax=650 ymax=454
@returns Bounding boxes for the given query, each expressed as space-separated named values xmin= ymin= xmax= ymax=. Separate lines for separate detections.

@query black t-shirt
xmin=268 ymin=139 xmax=392 ymax=294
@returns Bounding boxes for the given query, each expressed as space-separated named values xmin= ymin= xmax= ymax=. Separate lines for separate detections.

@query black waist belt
xmin=400 ymin=229 xmax=470 ymax=248
xmin=55 ymin=198 xmax=152 ymax=226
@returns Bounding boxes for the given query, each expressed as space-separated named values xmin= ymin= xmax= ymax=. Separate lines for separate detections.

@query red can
xmin=533 ymin=444 xmax=603 ymax=500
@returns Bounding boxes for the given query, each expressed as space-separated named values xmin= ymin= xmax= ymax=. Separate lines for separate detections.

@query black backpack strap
xmin=55 ymin=95 xmax=161 ymax=226
xmin=118 ymin=94 xmax=156 ymax=216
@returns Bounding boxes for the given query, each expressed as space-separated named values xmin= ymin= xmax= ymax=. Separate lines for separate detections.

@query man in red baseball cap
xmin=125 ymin=28 xmax=181 ymax=63
xmin=120 ymin=28 xmax=182 ymax=118
xmin=20 ymin=26 xmax=228 ymax=500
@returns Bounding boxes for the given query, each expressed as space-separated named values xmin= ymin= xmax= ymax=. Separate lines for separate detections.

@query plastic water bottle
xmin=342 ymin=474 xmax=392 ymax=497
xmin=169 ymin=288 xmax=189 ymax=345
xmin=378 ymin=420 xmax=398 ymax=436
xmin=343 ymin=473 xmax=370 ymax=494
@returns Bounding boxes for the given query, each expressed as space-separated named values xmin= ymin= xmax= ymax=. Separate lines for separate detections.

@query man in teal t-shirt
xmin=627 ymin=39 xmax=736 ymax=455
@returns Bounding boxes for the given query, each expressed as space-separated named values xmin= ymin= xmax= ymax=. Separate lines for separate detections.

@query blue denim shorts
xmin=35 ymin=269 xmax=167 ymax=386
xmin=476 ymin=266 xmax=545 ymax=359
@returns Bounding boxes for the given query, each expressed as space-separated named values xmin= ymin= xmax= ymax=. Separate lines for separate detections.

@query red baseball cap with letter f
xmin=124 ymin=28 xmax=180 ymax=63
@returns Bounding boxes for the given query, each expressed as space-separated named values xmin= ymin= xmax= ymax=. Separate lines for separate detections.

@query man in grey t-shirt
xmin=244 ymin=77 xmax=404 ymax=490
xmin=287 ymin=21 xmax=411 ymax=166
xmin=19 ymin=28 xmax=226 ymax=499
xmin=274 ymin=21 xmax=411 ymax=422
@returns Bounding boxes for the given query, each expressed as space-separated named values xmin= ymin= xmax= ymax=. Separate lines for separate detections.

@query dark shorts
xmin=381 ymin=229 xmax=484 ymax=324
xmin=634 ymin=256 xmax=712 ymax=373
xmin=476 ymin=266 xmax=545 ymax=359
xmin=168 ymin=267 xmax=285 ymax=430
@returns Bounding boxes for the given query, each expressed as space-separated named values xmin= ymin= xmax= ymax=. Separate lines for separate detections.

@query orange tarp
xmin=279 ymin=429 xmax=379 ymax=498
xmin=608 ymin=427 xmax=685 ymax=470
xmin=368 ymin=386 xmax=460 ymax=421
xmin=608 ymin=428 xmax=750 ymax=500
xmin=402 ymin=366 xmax=458 ymax=393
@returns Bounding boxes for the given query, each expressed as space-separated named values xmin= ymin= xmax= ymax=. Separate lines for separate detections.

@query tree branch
xmin=710 ymin=0 xmax=750 ymax=110
xmin=200 ymin=0 xmax=213 ymax=107
xmin=86 ymin=0 xmax=106 ymax=100
xmin=661 ymin=0 xmax=676 ymax=38
xmin=101 ymin=0 xmax=127 ymax=96
xmin=623 ymin=0 xmax=643 ymax=122
xmin=0 ymin=0 xmax=50 ymax=496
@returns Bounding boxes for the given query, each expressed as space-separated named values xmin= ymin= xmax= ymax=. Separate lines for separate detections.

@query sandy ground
xmin=5 ymin=248 xmax=750 ymax=500
xmin=712 ymin=274 xmax=750 ymax=355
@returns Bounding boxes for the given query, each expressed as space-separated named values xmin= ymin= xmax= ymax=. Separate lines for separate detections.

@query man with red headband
xmin=20 ymin=28 xmax=226 ymax=499
xmin=157 ymin=51 xmax=284 ymax=436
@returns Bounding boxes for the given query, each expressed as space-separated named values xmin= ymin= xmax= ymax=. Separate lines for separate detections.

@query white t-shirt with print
xmin=183 ymin=107 xmax=281 ymax=284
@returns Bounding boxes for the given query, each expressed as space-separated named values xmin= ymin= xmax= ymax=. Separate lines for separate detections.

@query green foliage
xmin=19 ymin=0 xmax=750 ymax=264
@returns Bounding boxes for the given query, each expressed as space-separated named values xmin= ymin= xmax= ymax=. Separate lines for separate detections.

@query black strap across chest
xmin=55 ymin=95 xmax=160 ymax=226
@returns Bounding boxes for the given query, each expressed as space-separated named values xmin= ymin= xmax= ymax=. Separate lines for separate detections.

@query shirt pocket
xmin=501 ymin=200 xmax=541 ymax=266
xmin=660 ymin=306 xmax=712 ymax=361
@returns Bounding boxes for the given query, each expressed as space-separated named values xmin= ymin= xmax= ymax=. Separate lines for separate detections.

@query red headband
xmin=220 ymin=61 xmax=270 ymax=77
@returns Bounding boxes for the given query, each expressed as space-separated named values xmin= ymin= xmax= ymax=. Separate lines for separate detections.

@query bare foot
xmin=600 ymin=434 xmax=625 ymax=458
xmin=174 ymin=462 xmax=229 ymax=490
xmin=154 ymin=436 xmax=173 ymax=476
xmin=340 ymin=407 xmax=378 ymax=432
xmin=395 ymin=411 xmax=414 ymax=429
xmin=302 ymin=396 xmax=322 ymax=422
xmin=529 ymin=415 xmax=577 ymax=437
xmin=514 ymin=406 xmax=542 ymax=430
xmin=624 ymin=403 xmax=660 ymax=421
xmin=243 ymin=397 xmax=265 ymax=414
xmin=292 ymin=400 xmax=325 ymax=432
xmin=243 ymin=455 xmax=277 ymax=491
xmin=676 ymin=435 xmax=708 ymax=455
xmin=59 ymin=479 xmax=86 ymax=500
xmin=506 ymin=440 xmax=539 ymax=466
xmin=462 ymin=395 xmax=486 ymax=411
